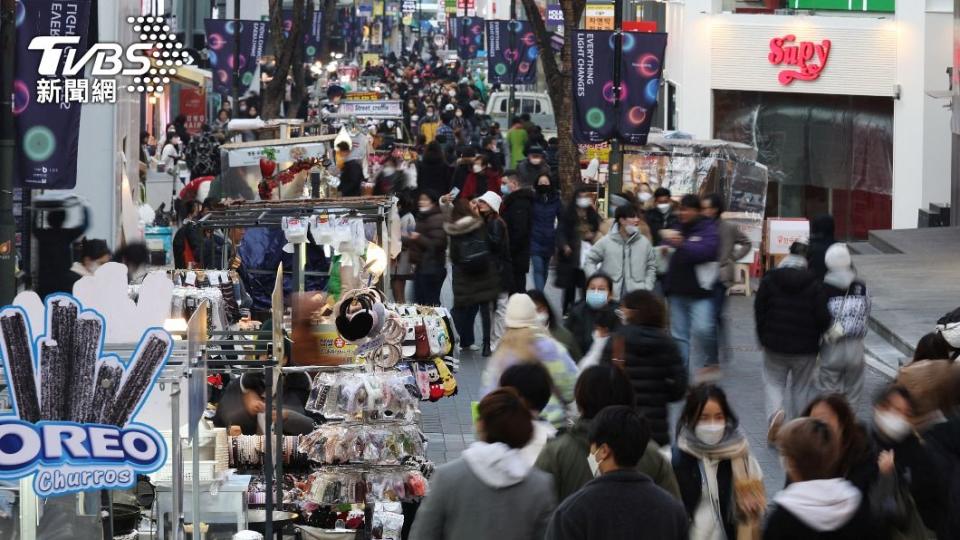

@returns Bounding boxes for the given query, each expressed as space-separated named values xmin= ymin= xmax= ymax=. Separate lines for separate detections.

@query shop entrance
xmin=714 ymin=90 xmax=894 ymax=240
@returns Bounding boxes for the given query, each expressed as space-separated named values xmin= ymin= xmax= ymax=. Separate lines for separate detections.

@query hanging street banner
xmin=617 ymin=32 xmax=667 ymax=144
xmin=572 ymin=30 xmax=616 ymax=143
xmin=14 ymin=0 xmax=93 ymax=189
xmin=486 ymin=20 xmax=538 ymax=85
xmin=282 ymin=8 xmax=324 ymax=61
xmin=0 ymin=295 xmax=172 ymax=497
xmin=205 ymin=19 xmax=270 ymax=96
xmin=456 ymin=17 xmax=484 ymax=59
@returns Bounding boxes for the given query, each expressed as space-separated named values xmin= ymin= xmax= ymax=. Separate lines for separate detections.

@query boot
xmin=481 ymin=343 xmax=492 ymax=357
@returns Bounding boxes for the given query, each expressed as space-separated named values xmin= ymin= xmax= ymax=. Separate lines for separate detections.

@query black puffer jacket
xmin=501 ymin=188 xmax=536 ymax=270
xmin=600 ymin=324 xmax=688 ymax=445
xmin=754 ymin=265 xmax=831 ymax=355
xmin=445 ymin=216 xmax=501 ymax=307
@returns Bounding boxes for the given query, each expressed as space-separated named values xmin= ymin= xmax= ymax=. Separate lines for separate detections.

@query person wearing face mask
xmin=546 ymin=406 xmax=688 ymax=540
xmin=584 ymin=205 xmax=657 ymax=300
xmin=562 ymin=273 xmax=617 ymax=355
xmin=373 ymin=156 xmax=405 ymax=195
xmin=475 ymin=191 xmax=512 ymax=355
xmin=516 ymin=145 xmax=550 ymax=188
xmin=767 ymin=417 xmax=877 ymax=539
xmin=456 ymin=154 xmax=501 ymax=201
xmin=536 ymin=364 xmax=680 ymax=503
xmin=70 ymin=238 xmax=112 ymax=281
xmin=528 ymin=289 xmax=582 ymax=362
xmin=335 ymin=141 xmax=365 ymax=197
xmin=500 ymin=173 xmax=536 ymax=294
xmin=159 ymin=131 xmax=182 ymax=175
xmin=871 ymin=385 xmax=955 ymax=539
xmin=481 ymin=135 xmax=505 ymax=173
xmin=450 ymin=107 xmax=470 ymax=133
xmin=556 ymin=188 xmax=601 ymax=314
xmin=645 ymin=187 xmax=679 ymax=244
xmin=406 ymin=191 xmax=449 ymax=307
xmin=410 ymin=388 xmax=556 ymax=540
xmin=419 ymin=106 xmax=440 ymax=143
xmin=601 ymin=290 xmax=686 ymax=445
xmin=672 ymin=384 xmax=765 ymax=540
xmin=530 ymin=175 xmax=563 ymax=292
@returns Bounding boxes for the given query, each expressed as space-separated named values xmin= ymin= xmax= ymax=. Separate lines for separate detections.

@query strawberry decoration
xmin=259 ymin=147 xmax=278 ymax=178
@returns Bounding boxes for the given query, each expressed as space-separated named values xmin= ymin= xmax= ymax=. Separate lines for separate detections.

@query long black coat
xmin=754 ymin=266 xmax=832 ymax=355
xmin=501 ymin=188 xmax=535 ymax=271
xmin=601 ymin=324 xmax=688 ymax=445
xmin=555 ymin=204 xmax=600 ymax=288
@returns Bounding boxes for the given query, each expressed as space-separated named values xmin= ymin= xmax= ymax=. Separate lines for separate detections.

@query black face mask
xmin=536 ymin=185 xmax=552 ymax=195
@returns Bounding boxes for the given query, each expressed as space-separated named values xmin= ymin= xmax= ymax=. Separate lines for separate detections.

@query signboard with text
xmin=179 ymin=87 xmax=206 ymax=135
xmin=585 ymin=4 xmax=615 ymax=30
xmin=765 ymin=218 xmax=810 ymax=255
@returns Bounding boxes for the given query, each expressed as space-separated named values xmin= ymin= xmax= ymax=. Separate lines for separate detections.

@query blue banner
xmin=617 ymin=32 xmax=667 ymax=144
xmin=486 ymin=20 xmax=538 ymax=85
xmin=14 ymin=0 xmax=92 ymax=189
xmin=204 ymin=19 xmax=270 ymax=96
xmin=282 ymin=8 xmax=324 ymax=61
xmin=456 ymin=17 xmax=484 ymax=59
xmin=572 ymin=30 xmax=616 ymax=144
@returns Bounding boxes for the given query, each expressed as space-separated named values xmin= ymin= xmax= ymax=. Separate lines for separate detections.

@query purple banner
xmin=204 ymin=19 xmax=270 ymax=96
xmin=617 ymin=32 xmax=667 ymax=144
xmin=572 ymin=30 xmax=616 ymax=144
xmin=14 ymin=0 xmax=92 ymax=189
xmin=486 ymin=20 xmax=538 ymax=85
xmin=456 ymin=17 xmax=483 ymax=59
xmin=282 ymin=8 xmax=324 ymax=61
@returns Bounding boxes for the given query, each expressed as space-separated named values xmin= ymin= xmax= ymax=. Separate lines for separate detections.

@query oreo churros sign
xmin=0 ymin=295 xmax=171 ymax=496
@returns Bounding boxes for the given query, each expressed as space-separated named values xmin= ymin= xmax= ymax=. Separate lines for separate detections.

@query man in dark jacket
xmin=336 ymin=141 xmax=365 ymax=196
xmin=754 ymin=241 xmax=831 ymax=439
xmin=645 ymin=187 xmax=679 ymax=245
xmin=516 ymin=145 xmax=551 ymax=188
xmin=663 ymin=194 xmax=720 ymax=371
xmin=500 ymin=173 xmax=535 ymax=294
xmin=546 ymin=406 xmax=688 ymax=540
xmin=601 ymin=290 xmax=687 ymax=445
xmin=172 ymin=200 xmax=205 ymax=269
xmin=34 ymin=202 xmax=89 ymax=298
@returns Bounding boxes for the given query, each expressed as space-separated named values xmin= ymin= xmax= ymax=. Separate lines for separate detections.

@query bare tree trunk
xmin=263 ymin=0 xmax=306 ymax=119
xmin=288 ymin=0 xmax=314 ymax=118
xmin=519 ymin=0 xmax=586 ymax=200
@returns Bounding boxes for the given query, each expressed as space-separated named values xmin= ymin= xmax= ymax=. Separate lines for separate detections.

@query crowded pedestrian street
xmin=1 ymin=0 xmax=960 ymax=539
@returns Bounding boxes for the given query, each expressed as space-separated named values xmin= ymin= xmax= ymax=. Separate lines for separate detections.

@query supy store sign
xmin=768 ymin=34 xmax=831 ymax=85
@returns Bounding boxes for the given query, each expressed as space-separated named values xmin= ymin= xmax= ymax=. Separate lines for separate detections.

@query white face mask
xmin=624 ymin=224 xmax=639 ymax=236
xmin=875 ymin=410 xmax=912 ymax=442
xmin=473 ymin=164 xmax=483 ymax=174
xmin=418 ymin=204 xmax=432 ymax=213
xmin=382 ymin=166 xmax=396 ymax=176
xmin=657 ymin=203 xmax=671 ymax=213
xmin=449 ymin=90 xmax=457 ymax=97
xmin=412 ymin=78 xmax=420 ymax=84
xmin=576 ymin=197 xmax=592 ymax=209
xmin=85 ymin=262 xmax=102 ymax=274
xmin=528 ymin=157 xmax=543 ymax=165
xmin=695 ymin=422 xmax=726 ymax=446
xmin=639 ymin=192 xmax=652 ymax=203
xmin=455 ymin=111 xmax=463 ymax=117
xmin=591 ymin=329 xmax=605 ymax=341
xmin=535 ymin=312 xmax=550 ymax=327
xmin=586 ymin=448 xmax=604 ymax=477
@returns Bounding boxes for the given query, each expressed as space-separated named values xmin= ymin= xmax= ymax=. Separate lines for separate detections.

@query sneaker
xmin=467 ymin=344 xmax=481 ymax=351
xmin=767 ymin=409 xmax=785 ymax=446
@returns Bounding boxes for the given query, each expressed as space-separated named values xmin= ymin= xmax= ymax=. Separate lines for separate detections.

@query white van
xmin=487 ymin=91 xmax=557 ymax=139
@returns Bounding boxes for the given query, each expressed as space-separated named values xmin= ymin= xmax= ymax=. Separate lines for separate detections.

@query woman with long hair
xmin=672 ymin=384 xmax=765 ymax=540
xmin=555 ymin=186 xmax=601 ymax=314
xmin=800 ymin=394 xmax=876 ymax=493
xmin=527 ymin=289 xmax=581 ymax=362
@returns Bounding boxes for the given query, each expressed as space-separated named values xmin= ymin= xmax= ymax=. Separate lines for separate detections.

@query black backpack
xmin=457 ymin=230 xmax=491 ymax=274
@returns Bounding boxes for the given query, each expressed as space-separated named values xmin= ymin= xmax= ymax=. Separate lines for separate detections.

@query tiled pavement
xmin=418 ymin=277 xmax=890 ymax=497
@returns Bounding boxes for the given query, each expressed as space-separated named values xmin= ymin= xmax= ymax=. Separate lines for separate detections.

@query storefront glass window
xmin=714 ymin=90 xmax=894 ymax=239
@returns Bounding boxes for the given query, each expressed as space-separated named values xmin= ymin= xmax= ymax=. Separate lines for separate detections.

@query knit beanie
xmin=505 ymin=294 xmax=539 ymax=329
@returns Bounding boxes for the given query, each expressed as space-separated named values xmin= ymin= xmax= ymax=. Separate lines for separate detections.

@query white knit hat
xmin=505 ymin=294 xmax=539 ymax=329
xmin=476 ymin=191 xmax=502 ymax=214
xmin=824 ymin=243 xmax=851 ymax=271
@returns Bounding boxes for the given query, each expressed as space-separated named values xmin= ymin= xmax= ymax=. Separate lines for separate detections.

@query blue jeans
xmin=531 ymin=255 xmax=549 ymax=292
xmin=669 ymin=295 xmax=718 ymax=370
xmin=414 ymin=271 xmax=446 ymax=307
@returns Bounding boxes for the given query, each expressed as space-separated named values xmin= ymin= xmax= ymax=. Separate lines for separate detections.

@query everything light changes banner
xmin=454 ymin=17 xmax=484 ymax=60
xmin=572 ymin=30 xmax=667 ymax=145
xmin=204 ymin=19 xmax=270 ymax=96
xmin=282 ymin=8 xmax=324 ymax=61
xmin=486 ymin=20 xmax=537 ymax=85
xmin=14 ymin=0 xmax=92 ymax=189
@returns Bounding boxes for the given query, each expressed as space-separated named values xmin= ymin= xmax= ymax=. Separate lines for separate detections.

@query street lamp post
xmin=507 ymin=0 xmax=516 ymax=124
xmin=232 ymin=0 xmax=240 ymax=115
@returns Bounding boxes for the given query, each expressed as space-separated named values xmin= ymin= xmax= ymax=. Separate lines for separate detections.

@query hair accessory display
xmin=297 ymin=424 xmax=425 ymax=466
xmin=305 ymin=371 xmax=421 ymax=420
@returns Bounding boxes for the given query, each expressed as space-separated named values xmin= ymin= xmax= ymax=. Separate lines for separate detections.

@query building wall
xmin=668 ymin=0 xmax=954 ymax=230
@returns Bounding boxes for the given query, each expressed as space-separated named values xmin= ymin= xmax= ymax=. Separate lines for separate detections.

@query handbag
xmin=733 ymin=456 xmax=765 ymax=540
xmin=823 ymin=289 xmax=851 ymax=343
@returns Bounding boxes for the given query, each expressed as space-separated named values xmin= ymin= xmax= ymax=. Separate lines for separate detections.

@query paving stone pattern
xmin=420 ymin=282 xmax=890 ymax=496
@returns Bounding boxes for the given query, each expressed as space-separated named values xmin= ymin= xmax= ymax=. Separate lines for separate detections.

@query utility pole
xmin=0 ymin=0 xmax=17 ymax=304
xmin=232 ymin=0 xmax=240 ymax=115
xmin=507 ymin=0 xmax=516 ymax=124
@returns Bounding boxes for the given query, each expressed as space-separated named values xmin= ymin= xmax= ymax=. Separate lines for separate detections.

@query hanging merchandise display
xmin=486 ymin=20 xmax=539 ymax=85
